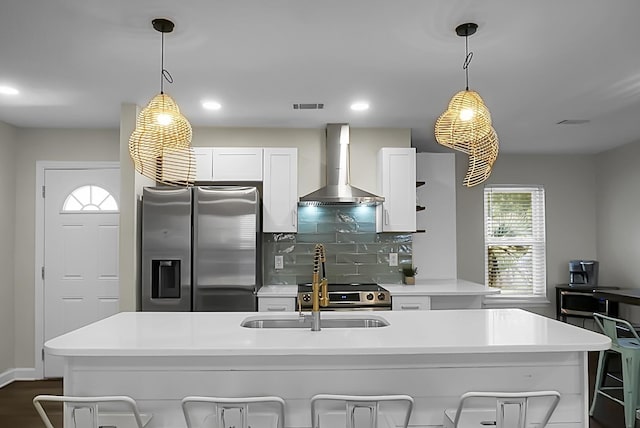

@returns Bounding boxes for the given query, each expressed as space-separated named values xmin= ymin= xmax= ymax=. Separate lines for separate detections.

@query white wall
xmin=0 ymin=121 xmax=16 ymax=377
xmin=413 ymin=153 xmax=457 ymax=279
xmin=455 ymin=152 xmax=598 ymax=318
xmin=596 ymin=140 xmax=640 ymax=321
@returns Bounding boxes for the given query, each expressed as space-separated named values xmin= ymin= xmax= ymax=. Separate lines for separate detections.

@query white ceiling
xmin=1 ymin=0 xmax=640 ymax=154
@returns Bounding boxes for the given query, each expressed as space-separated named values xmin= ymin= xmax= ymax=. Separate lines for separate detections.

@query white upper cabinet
xmin=193 ymin=147 xmax=214 ymax=181
xmin=193 ymin=147 xmax=263 ymax=181
xmin=263 ymin=148 xmax=298 ymax=232
xmin=212 ymin=148 xmax=263 ymax=181
xmin=377 ymin=147 xmax=416 ymax=232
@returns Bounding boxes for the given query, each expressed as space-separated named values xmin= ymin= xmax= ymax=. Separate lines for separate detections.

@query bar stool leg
xmin=622 ymin=351 xmax=640 ymax=428
xmin=590 ymin=349 xmax=608 ymax=416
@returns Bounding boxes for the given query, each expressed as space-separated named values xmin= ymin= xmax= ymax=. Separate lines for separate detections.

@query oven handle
xmin=561 ymin=308 xmax=598 ymax=316
xmin=299 ymin=306 xmax=392 ymax=312
xmin=560 ymin=290 xmax=594 ymax=296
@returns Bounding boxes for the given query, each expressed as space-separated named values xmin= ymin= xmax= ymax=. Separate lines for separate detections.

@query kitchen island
xmin=46 ymin=309 xmax=608 ymax=427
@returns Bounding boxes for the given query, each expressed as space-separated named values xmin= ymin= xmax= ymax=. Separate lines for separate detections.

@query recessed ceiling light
xmin=202 ymin=100 xmax=222 ymax=110
xmin=0 ymin=86 xmax=19 ymax=95
xmin=350 ymin=102 xmax=369 ymax=111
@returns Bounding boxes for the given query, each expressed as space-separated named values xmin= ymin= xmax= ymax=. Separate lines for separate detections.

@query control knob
xmin=377 ymin=293 xmax=386 ymax=301
xmin=366 ymin=293 xmax=374 ymax=301
xmin=302 ymin=293 xmax=311 ymax=302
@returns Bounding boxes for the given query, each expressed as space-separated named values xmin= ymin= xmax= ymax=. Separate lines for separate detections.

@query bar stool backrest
xmin=310 ymin=394 xmax=414 ymax=428
xmin=32 ymin=395 xmax=147 ymax=428
xmin=593 ymin=313 xmax=640 ymax=349
xmin=444 ymin=391 xmax=561 ymax=428
xmin=181 ymin=396 xmax=285 ymax=428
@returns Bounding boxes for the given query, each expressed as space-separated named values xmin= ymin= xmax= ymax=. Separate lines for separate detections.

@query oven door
xmin=560 ymin=290 xmax=610 ymax=317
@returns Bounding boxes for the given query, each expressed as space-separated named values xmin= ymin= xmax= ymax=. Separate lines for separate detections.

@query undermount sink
xmin=241 ymin=314 xmax=390 ymax=329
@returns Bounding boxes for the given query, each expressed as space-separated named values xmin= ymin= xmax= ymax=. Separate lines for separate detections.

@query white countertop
xmin=381 ymin=279 xmax=500 ymax=296
xmin=258 ymin=284 xmax=297 ymax=297
xmin=257 ymin=279 xmax=499 ymax=298
xmin=45 ymin=309 xmax=609 ymax=357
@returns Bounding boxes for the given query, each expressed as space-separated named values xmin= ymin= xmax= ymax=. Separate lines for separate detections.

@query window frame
xmin=61 ymin=184 xmax=120 ymax=213
xmin=483 ymin=185 xmax=548 ymax=307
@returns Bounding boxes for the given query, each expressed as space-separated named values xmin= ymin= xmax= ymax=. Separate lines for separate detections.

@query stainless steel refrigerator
xmin=140 ymin=186 xmax=261 ymax=312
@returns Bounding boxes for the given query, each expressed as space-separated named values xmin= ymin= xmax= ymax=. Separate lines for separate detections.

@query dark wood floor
xmin=0 ymin=378 xmax=62 ymax=427
xmin=0 ymin=353 xmax=629 ymax=427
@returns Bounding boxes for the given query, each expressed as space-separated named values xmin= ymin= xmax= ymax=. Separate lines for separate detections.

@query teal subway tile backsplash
xmin=263 ymin=206 xmax=412 ymax=285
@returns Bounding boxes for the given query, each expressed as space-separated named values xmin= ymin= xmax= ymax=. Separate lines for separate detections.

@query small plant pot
xmin=404 ymin=276 xmax=415 ymax=285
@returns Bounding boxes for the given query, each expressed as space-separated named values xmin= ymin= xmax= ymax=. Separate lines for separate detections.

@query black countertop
xmin=594 ymin=288 xmax=640 ymax=306
xmin=555 ymin=284 xmax=619 ymax=291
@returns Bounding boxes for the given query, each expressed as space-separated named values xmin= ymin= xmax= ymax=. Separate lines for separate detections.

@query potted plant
xmin=401 ymin=265 xmax=418 ymax=285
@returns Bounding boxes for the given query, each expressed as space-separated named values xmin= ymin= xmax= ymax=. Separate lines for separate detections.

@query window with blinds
xmin=484 ymin=185 xmax=546 ymax=301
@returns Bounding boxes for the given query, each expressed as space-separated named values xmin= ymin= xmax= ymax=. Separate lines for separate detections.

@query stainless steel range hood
xmin=299 ymin=123 xmax=384 ymax=206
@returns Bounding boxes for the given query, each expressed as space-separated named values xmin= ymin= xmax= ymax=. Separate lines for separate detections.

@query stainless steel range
xmin=297 ymin=283 xmax=391 ymax=311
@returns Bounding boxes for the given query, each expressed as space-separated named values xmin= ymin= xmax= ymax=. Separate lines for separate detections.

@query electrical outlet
xmin=389 ymin=253 xmax=398 ymax=267
xmin=274 ymin=255 xmax=284 ymax=270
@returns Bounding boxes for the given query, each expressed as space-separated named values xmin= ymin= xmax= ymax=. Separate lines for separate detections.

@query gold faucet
xmin=310 ymin=244 xmax=329 ymax=330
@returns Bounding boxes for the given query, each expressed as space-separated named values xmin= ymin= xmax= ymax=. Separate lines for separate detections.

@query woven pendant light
xmin=434 ymin=89 xmax=492 ymax=147
xmin=463 ymin=126 xmax=499 ymax=187
xmin=128 ymin=18 xmax=195 ymax=186
xmin=434 ymin=23 xmax=499 ymax=187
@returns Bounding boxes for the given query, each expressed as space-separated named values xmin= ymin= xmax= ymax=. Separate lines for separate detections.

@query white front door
xmin=43 ymin=167 xmax=120 ymax=377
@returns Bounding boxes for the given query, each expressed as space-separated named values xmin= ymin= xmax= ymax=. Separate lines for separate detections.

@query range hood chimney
xmin=299 ymin=123 xmax=385 ymax=206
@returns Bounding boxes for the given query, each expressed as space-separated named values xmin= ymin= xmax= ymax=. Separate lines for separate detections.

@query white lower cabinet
xmin=258 ymin=297 xmax=296 ymax=312
xmin=392 ymin=295 xmax=431 ymax=311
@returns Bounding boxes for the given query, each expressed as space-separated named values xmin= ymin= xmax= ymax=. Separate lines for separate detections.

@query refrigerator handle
xmin=292 ymin=210 xmax=296 ymax=227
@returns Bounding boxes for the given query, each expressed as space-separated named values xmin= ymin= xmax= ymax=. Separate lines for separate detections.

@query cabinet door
xmin=258 ymin=297 xmax=295 ymax=312
xmin=392 ymin=295 xmax=431 ymax=311
xmin=211 ymin=148 xmax=263 ymax=181
xmin=193 ymin=147 xmax=214 ymax=181
xmin=377 ymin=148 xmax=416 ymax=232
xmin=263 ymin=148 xmax=298 ymax=232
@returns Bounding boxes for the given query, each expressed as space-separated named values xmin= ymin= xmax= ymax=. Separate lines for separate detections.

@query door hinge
xmin=41 ymin=266 xmax=45 ymax=280
xmin=42 ymin=185 xmax=45 ymax=198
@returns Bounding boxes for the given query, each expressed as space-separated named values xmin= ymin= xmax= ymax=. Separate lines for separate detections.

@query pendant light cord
xmin=462 ymin=33 xmax=473 ymax=91
xmin=160 ymin=31 xmax=173 ymax=94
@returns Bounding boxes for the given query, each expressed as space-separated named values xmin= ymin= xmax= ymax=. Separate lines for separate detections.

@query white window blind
xmin=484 ymin=185 xmax=546 ymax=301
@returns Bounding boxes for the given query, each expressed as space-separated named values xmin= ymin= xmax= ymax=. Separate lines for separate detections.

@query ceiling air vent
xmin=556 ymin=119 xmax=590 ymax=125
xmin=293 ymin=103 xmax=324 ymax=110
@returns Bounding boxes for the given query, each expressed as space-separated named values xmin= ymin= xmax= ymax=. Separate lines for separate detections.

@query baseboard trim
xmin=0 ymin=367 xmax=38 ymax=388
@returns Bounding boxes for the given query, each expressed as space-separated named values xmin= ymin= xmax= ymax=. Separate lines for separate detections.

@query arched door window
xmin=62 ymin=185 xmax=119 ymax=212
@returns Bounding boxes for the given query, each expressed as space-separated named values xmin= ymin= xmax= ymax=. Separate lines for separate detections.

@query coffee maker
xmin=569 ymin=260 xmax=599 ymax=287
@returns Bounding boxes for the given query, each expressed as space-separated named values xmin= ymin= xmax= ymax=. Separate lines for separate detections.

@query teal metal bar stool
xmin=590 ymin=313 xmax=640 ymax=428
